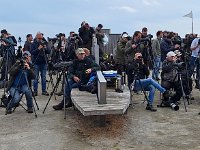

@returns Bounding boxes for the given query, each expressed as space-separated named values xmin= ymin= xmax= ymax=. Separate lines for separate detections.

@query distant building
xmin=102 ymin=29 xmax=121 ymax=55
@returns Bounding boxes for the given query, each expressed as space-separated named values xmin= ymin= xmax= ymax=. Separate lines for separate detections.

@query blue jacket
xmin=31 ymin=40 xmax=50 ymax=65
xmin=160 ymin=38 xmax=175 ymax=62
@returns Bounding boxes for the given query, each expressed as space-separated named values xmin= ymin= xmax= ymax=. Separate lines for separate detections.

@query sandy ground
xmin=0 ymin=82 xmax=200 ymax=150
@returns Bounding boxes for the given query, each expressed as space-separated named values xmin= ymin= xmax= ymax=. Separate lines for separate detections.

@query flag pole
xmin=192 ymin=12 xmax=194 ymax=34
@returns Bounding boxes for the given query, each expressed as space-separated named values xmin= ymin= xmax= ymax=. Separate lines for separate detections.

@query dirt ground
xmin=0 ymin=84 xmax=200 ymax=150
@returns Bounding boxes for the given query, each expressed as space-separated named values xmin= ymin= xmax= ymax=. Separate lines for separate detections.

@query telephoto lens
xmin=170 ymin=103 xmax=179 ymax=111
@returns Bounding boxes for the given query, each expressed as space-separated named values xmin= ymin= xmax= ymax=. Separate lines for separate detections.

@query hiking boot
xmin=163 ymin=90 xmax=170 ymax=98
xmin=27 ymin=108 xmax=33 ymax=113
xmin=42 ymin=91 xmax=49 ymax=96
xmin=55 ymin=91 xmax=63 ymax=96
xmin=33 ymin=91 xmax=38 ymax=96
xmin=52 ymin=103 xmax=63 ymax=110
xmin=65 ymin=101 xmax=72 ymax=108
xmin=146 ymin=104 xmax=157 ymax=112
xmin=6 ymin=109 xmax=12 ymax=114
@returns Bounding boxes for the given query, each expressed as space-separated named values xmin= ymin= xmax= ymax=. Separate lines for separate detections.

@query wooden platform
xmin=71 ymin=87 xmax=130 ymax=116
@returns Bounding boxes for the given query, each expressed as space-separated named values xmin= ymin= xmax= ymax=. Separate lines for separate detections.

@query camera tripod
xmin=159 ymin=69 xmax=188 ymax=112
xmin=43 ymin=68 xmax=70 ymax=119
xmin=5 ymin=65 xmax=39 ymax=117
xmin=0 ymin=46 xmax=16 ymax=107
xmin=130 ymin=67 xmax=149 ymax=106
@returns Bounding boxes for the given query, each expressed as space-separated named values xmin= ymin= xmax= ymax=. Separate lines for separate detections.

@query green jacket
xmin=115 ymin=39 xmax=127 ymax=65
xmin=125 ymin=40 xmax=144 ymax=64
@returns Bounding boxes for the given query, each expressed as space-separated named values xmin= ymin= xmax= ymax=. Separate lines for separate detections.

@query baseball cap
xmin=75 ymin=48 xmax=85 ymax=55
xmin=122 ymin=33 xmax=129 ymax=38
xmin=22 ymin=51 xmax=31 ymax=58
xmin=167 ymin=51 xmax=176 ymax=57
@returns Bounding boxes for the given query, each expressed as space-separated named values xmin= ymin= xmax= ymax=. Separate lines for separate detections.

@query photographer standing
xmin=125 ymin=31 xmax=144 ymax=65
xmin=127 ymin=53 xmax=169 ymax=112
xmin=160 ymin=32 xmax=180 ymax=62
xmin=66 ymin=31 xmax=83 ymax=61
xmin=95 ymin=24 xmax=104 ymax=57
xmin=6 ymin=51 xmax=35 ymax=114
xmin=152 ymin=30 xmax=163 ymax=80
xmin=161 ymin=51 xmax=183 ymax=105
xmin=78 ymin=21 xmax=95 ymax=52
xmin=0 ymin=29 xmax=16 ymax=81
xmin=190 ymin=37 xmax=200 ymax=88
xmin=31 ymin=32 xmax=50 ymax=96
xmin=115 ymin=33 xmax=129 ymax=75
xmin=24 ymin=34 xmax=33 ymax=52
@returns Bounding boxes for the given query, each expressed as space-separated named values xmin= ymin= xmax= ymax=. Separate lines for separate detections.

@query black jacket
xmin=127 ymin=59 xmax=149 ymax=84
xmin=68 ymin=57 xmax=100 ymax=84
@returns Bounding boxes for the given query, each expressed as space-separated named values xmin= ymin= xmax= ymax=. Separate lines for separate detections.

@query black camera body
xmin=174 ymin=62 xmax=185 ymax=70
xmin=53 ymin=61 xmax=73 ymax=71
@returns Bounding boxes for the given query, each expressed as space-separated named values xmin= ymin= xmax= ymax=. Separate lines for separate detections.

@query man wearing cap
xmin=53 ymin=48 xmax=100 ymax=110
xmin=5 ymin=51 xmax=35 ymax=114
xmin=161 ymin=51 xmax=183 ymax=105
xmin=115 ymin=32 xmax=129 ymax=75
xmin=127 ymin=52 xmax=169 ymax=112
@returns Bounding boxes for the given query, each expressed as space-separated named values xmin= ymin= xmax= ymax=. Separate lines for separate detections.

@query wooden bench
xmin=71 ymin=71 xmax=130 ymax=126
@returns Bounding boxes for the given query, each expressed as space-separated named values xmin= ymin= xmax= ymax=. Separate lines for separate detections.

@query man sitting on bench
xmin=53 ymin=48 xmax=100 ymax=110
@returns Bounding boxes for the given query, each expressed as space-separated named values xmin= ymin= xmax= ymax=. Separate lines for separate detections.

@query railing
xmin=97 ymin=71 xmax=107 ymax=104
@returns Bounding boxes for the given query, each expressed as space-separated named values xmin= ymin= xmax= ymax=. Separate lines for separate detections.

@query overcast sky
xmin=0 ymin=0 xmax=200 ymax=42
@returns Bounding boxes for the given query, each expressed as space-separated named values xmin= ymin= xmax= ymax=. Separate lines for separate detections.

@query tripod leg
xmin=179 ymin=75 xmax=187 ymax=112
xmin=43 ymin=73 xmax=62 ymax=114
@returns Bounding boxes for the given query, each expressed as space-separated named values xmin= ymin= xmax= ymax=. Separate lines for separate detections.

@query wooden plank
xmin=71 ymin=87 xmax=130 ymax=116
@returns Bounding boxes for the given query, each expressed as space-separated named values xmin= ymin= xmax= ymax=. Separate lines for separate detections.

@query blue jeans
xmin=190 ymin=56 xmax=200 ymax=78
xmin=152 ymin=56 xmax=161 ymax=79
xmin=134 ymin=78 xmax=166 ymax=105
xmin=8 ymin=85 xmax=33 ymax=110
xmin=33 ymin=64 xmax=47 ymax=92
xmin=60 ymin=79 xmax=81 ymax=105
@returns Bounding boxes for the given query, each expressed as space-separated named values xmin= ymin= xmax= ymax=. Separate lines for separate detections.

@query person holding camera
xmin=78 ymin=21 xmax=95 ymax=52
xmin=52 ymin=48 xmax=100 ymax=110
xmin=0 ymin=29 xmax=16 ymax=82
xmin=31 ymin=32 xmax=50 ymax=96
xmin=6 ymin=51 xmax=35 ymax=114
xmin=160 ymin=32 xmax=180 ymax=62
xmin=125 ymin=31 xmax=144 ymax=66
xmin=161 ymin=51 xmax=183 ymax=106
xmin=127 ymin=52 xmax=169 ymax=112
xmin=189 ymin=37 xmax=200 ymax=88
xmin=66 ymin=31 xmax=83 ymax=61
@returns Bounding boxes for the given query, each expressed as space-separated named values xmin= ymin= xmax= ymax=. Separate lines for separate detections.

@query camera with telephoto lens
xmin=19 ymin=57 xmax=27 ymax=68
xmin=40 ymin=40 xmax=48 ymax=46
xmin=174 ymin=62 xmax=186 ymax=69
xmin=139 ymin=34 xmax=153 ymax=45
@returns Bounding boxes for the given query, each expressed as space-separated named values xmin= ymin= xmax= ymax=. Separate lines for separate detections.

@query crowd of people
xmin=0 ymin=21 xmax=199 ymax=114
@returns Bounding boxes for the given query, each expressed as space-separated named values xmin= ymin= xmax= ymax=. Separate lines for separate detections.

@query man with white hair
xmin=31 ymin=32 xmax=50 ymax=96
xmin=161 ymin=51 xmax=183 ymax=106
